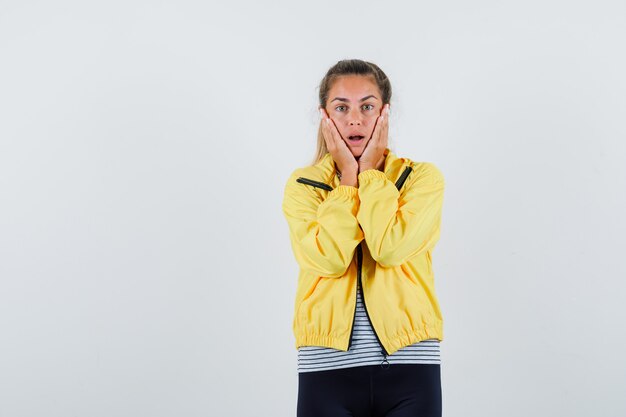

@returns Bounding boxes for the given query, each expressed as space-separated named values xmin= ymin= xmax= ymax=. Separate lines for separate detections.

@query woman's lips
xmin=348 ymin=135 xmax=365 ymax=143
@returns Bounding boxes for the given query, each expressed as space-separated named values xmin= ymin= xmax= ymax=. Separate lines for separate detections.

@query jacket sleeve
xmin=282 ymin=170 xmax=364 ymax=278
xmin=356 ymin=162 xmax=445 ymax=268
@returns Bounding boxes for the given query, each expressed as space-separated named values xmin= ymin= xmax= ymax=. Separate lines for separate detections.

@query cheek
xmin=365 ymin=114 xmax=378 ymax=126
xmin=338 ymin=128 xmax=350 ymax=140
xmin=368 ymin=113 xmax=381 ymax=122
xmin=367 ymin=114 xmax=381 ymax=131
xmin=334 ymin=122 xmax=350 ymax=137
xmin=328 ymin=122 xmax=347 ymax=139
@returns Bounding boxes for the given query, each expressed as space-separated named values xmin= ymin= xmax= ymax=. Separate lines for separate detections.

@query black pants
xmin=297 ymin=363 xmax=442 ymax=417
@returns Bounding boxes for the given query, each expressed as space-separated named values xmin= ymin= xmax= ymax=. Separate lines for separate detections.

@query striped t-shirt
xmin=297 ymin=281 xmax=441 ymax=373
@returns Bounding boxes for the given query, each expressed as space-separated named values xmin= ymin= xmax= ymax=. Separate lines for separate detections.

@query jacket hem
xmin=294 ymin=319 xmax=444 ymax=354
xmin=384 ymin=320 xmax=444 ymax=354
xmin=294 ymin=333 xmax=350 ymax=351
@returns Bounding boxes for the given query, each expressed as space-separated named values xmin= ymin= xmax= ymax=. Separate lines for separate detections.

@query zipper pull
xmin=380 ymin=350 xmax=390 ymax=369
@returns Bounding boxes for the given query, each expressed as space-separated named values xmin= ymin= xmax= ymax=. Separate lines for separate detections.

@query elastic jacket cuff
xmin=327 ymin=184 xmax=359 ymax=198
xmin=358 ymin=169 xmax=387 ymax=182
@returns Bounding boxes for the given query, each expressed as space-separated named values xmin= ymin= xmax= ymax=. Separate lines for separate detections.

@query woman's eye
xmin=336 ymin=104 xmax=374 ymax=112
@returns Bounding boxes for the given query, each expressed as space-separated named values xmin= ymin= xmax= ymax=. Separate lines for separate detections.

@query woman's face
xmin=322 ymin=75 xmax=385 ymax=158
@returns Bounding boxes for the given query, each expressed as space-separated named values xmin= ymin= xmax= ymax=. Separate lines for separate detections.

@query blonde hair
xmin=311 ymin=59 xmax=393 ymax=165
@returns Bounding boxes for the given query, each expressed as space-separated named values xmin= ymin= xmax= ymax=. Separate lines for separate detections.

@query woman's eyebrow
xmin=330 ymin=95 xmax=378 ymax=103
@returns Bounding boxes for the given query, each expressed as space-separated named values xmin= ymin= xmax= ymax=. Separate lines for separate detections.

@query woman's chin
xmin=347 ymin=140 xmax=367 ymax=152
xmin=342 ymin=138 xmax=368 ymax=158
xmin=349 ymin=149 xmax=363 ymax=158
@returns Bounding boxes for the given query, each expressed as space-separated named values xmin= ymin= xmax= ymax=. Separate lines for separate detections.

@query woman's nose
xmin=348 ymin=108 xmax=362 ymax=125
xmin=349 ymin=115 xmax=362 ymax=125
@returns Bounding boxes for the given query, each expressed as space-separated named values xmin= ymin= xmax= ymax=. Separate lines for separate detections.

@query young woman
xmin=282 ymin=59 xmax=446 ymax=417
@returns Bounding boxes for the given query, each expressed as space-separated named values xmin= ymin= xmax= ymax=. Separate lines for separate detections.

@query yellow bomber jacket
xmin=282 ymin=147 xmax=445 ymax=356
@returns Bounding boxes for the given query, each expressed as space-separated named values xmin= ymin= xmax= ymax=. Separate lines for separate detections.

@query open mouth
xmin=348 ymin=135 xmax=365 ymax=142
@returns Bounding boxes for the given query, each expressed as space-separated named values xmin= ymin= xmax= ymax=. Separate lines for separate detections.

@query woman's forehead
xmin=329 ymin=76 xmax=380 ymax=100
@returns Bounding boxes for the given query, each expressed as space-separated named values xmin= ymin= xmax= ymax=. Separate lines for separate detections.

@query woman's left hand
xmin=359 ymin=103 xmax=389 ymax=173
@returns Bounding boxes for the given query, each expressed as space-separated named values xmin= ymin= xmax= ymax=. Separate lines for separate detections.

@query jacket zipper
xmin=355 ymin=242 xmax=390 ymax=368
xmin=395 ymin=166 xmax=412 ymax=189
xmin=296 ymin=177 xmax=333 ymax=191
xmin=346 ymin=244 xmax=358 ymax=351
xmin=354 ymin=168 xmax=412 ymax=368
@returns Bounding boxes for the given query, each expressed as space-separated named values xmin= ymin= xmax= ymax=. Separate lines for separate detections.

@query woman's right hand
xmin=319 ymin=108 xmax=359 ymax=177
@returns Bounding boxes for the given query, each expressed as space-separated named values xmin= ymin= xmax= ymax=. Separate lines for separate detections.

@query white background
xmin=1 ymin=1 xmax=625 ymax=416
